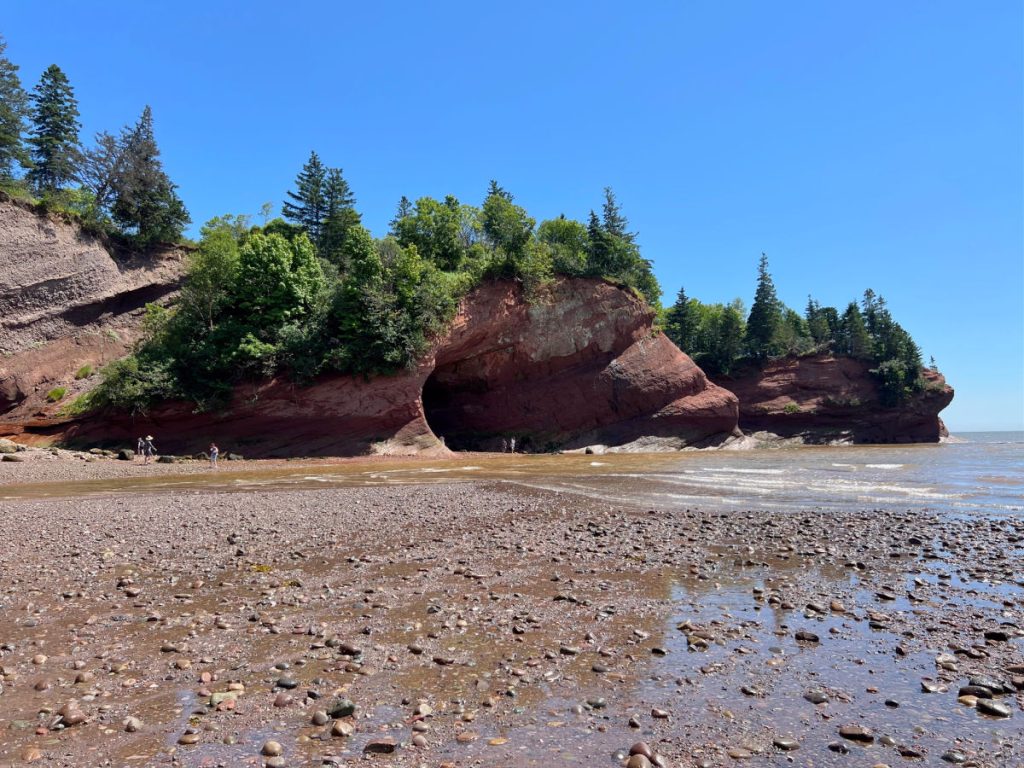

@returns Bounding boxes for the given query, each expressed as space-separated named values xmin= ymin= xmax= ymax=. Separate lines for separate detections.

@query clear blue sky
xmin=4 ymin=1 xmax=1022 ymax=431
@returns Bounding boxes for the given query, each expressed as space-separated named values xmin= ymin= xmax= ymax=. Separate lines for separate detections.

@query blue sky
xmin=4 ymin=1 xmax=1021 ymax=431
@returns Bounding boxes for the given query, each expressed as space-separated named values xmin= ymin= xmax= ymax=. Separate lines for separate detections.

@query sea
xmin=4 ymin=431 xmax=1022 ymax=517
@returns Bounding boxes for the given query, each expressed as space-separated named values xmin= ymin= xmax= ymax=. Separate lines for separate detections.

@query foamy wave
xmin=866 ymin=463 xmax=904 ymax=469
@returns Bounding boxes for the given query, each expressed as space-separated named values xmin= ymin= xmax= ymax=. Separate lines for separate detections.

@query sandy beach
xmin=0 ymin=454 xmax=1020 ymax=767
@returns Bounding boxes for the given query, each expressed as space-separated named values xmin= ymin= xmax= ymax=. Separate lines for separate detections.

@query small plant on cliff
xmin=783 ymin=402 xmax=800 ymax=414
xmin=45 ymin=386 xmax=67 ymax=402
xmin=74 ymin=364 xmax=93 ymax=379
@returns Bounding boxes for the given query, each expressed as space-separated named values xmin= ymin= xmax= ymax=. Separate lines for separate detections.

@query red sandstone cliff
xmin=0 ymin=196 xmax=185 ymax=418
xmin=18 ymin=280 xmax=740 ymax=456
xmin=719 ymin=354 xmax=953 ymax=444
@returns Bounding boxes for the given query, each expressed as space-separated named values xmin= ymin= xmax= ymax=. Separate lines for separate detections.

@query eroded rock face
xmin=0 ymin=198 xmax=185 ymax=416
xmin=720 ymin=355 xmax=953 ymax=443
xmin=34 ymin=280 xmax=740 ymax=456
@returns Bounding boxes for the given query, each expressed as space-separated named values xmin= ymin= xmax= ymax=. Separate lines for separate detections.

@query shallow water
xmin=3 ymin=432 xmax=1022 ymax=517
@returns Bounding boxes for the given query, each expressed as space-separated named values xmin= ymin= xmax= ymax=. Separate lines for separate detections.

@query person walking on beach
xmin=142 ymin=435 xmax=156 ymax=465
xmin=136 ymin=436 xmax=145 ymax=462
xmin=209 ymin=442 xmax=219 ymax=468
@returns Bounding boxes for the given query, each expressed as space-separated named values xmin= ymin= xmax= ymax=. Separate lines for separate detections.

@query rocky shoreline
xmin=0 ymin=460 xmax=1020 ymax=767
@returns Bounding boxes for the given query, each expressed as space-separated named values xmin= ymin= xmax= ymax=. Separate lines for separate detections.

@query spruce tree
xmin=839 ymin=301 xmax=872 ymax=359
xmin=745 ymin=253 xmax=782 ymax=358
xmin=0 ymin=35 xmax=30 ymax=181
xmin=282 ymin=151 xmax=327 ymax=242
xmin=110 ymin=106 xmax=189 ymax=245
xmin=664 ymin=286 xmax=697 ymax=351
xmin=389 ymin=195 xmax=413 ymax=234
xmin=26 ymin=64 xmax=81 ymax=193
xmin=318 ymin=167 xmax=360 ymax=260
xmin=601 ymin=186 xmax=635 ymax=242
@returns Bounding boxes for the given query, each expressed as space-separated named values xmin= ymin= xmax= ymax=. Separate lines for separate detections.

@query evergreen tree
xmin=664 ymin=286 xmax=697 ymax=351
xmin=282 ymin=151 xmax=327 ymax=242
xmin=78 ymin=130 xmax=121 ymax=213
xmin=318 ymin=167 xmax=361 ymax=261
xmin=0 ymin=35 xmax=30 ymax=181
xmin=26 ymin=64 xmax=81 ymax=193
xmin=389 ymin=195 xmax=414 ymax=234
xmin=601 ymin=186 xmax=635 ymax=242
xmin=745 ymin=253 xmax=782 ymax=358
xmin=110 ymin=106 xmax=190 ymax=245
xmin=838 ymin=301 xmax=872 ymax=359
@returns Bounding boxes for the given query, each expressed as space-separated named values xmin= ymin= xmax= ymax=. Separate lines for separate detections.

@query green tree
xmin=110 ymin=106 xmax=190 ymax=245
xmin=26 ymin=64 xmax=80 ymax=193
xmin=663 ymin=286 xmax=698 ymax=351
xmin=838 ymin=301 xmax=872 ymax=359
xmin=538 ymin=215 xmax=589 ymax=275
xmin=394 ymin=195 xmax=465 ymax=270
xmin=78 ymin=130 xmax=121 ymax=214
xmin=601 ymin=186 xmax=635 ymax=242
xmin=282 ymin=151 xmax=327 ymax=241
xmin=745 ymin=253 xmax=782 ymax=358
xmin=0 ymin=35 xmax=30 ymax=181
xmin=389 ymin=195 xmax=414 ymax=233
xmin=178 ymin=222 xmax=241 ymax=331
xmin=482 ymin=183 xmax=535 ymax=270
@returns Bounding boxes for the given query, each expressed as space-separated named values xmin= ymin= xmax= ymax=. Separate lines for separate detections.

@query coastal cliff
xmin=0 ymin=197 xmax=186 ymax=417
xmin=720 ymin=354 xmax=953 ymax=443
xmin=16 ymin=279 xmax=740 ymax=456
xmin=1 ymin=200 xmax=952 ymax=454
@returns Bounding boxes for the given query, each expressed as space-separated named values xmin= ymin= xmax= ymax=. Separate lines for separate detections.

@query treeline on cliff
xmin=662 ymin=254 xmax=926 ymax=405
xmin=82 ymin=152 xmax=659 ymax=413
xmin=0 ymin=36 xmax=188 ymax=246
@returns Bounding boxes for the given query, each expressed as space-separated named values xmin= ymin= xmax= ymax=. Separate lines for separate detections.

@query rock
xmin=124 ymin=716 xmax=143 ymax=732
xmin=976 ymin=699 xmax=1012 ymax=718
xmin=773 ymin=738 xmax=800 ymax=751
xmin=117 ymin=448 xmax=134 ymax=460
xmin=941 ymin=751 xmax=967 ymax=764
xmin=727 ymin=747 xmax=753 ymax=759
xmin=795 ymin=630 xmax=819 ymax=643
xmin=721 ymin=355 xmax=952 ymax=443
xmin=803 ymin=689 xmax=829 ymax=704
xmin=261 ymin=740 xmax=283 ymax=756
xmin=1 ymin=453 xmax=23 ymax=462
xmin=0 ymin=439 xmax=18 ymax=453
xmin=363 ymin=737 xmax=397 ymax=753
xmin=156 ymin=455 xmax=175 ymax=463
xmin=311 ymin=710 xmax=329 ymax=726
xmin=626 ymin=756 xmax=653 ymax=768
xmin=330 ymin=720 xmax=353 ymax=737
xmin=327 ymin=697 xmax=356 ymax=718
xmin=838 ymin=724 xmax=874 ymax=743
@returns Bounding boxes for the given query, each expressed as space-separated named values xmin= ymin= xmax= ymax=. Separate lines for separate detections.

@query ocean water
xmin=3 ymin=432 xmax=1022 ymax=517
xmin=514 ymin=430 xmax=1024 ymax=516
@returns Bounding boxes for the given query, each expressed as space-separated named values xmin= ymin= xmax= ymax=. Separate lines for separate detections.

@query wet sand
xmin=0 ymin=461 xmax=1021 ymax=767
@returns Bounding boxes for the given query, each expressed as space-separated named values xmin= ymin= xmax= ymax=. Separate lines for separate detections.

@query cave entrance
xmin=422 ymin=365 xmax=509 ymax=452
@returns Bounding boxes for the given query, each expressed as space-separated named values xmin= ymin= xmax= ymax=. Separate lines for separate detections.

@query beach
xmin=0 ymin=445 xmax=1021 ymax=767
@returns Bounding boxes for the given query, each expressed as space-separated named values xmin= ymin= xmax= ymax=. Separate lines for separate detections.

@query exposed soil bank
xmin=0 ymin=476 xmax=1019 ymax=767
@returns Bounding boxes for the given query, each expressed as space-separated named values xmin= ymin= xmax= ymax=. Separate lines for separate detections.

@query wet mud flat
xmin=0 ymin=481 xmax=1020 ymax=767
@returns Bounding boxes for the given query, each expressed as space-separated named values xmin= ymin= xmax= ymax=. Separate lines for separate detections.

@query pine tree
xmin=26 ymin=64 xmax=81 ymax=193
xmin=110 ymin=106 xmax=189 ymax=245
xmin=282 ymin=151 xmax=327 ymax=242
xmin=0 ymin=35 xmax=30 ymax=181
xmin=745 ymin=253 xmax=782 ymax=358
xmin=664 ymin=286 xmax=697 ymax=351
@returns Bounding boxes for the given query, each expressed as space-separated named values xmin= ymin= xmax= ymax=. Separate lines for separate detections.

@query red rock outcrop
xmin=0 ymin=196 xmax=185 ymax=418
xmin=719 ymin=354 xmax=953 ymax=443
xmin=16 ymin=279 xmax=741 ymax=456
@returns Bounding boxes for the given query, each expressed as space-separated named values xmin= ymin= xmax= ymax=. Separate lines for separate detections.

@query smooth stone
xmin=773 ymin=737 xmax=800 ymax=751
xmin=803 ymin=690 xmax=829 ymax=704
xmin=629 ymin=743 xmax=655 ymax=759
xmin=178 ymin=732 xmax=200 ymax=745
xmin=330 ymin=721 xmax=353 ymax=737
xmin=727 ymin=747 xmax=752 ymax=759
xmin=838 ymin=724 xmax=874 ymax=743
xmin=626 ymin=756 xmax=653 ymax=768
xmin=941 ymin=751 xmax=967 ymax=764
xmin=262 ymin=741 xmax=283 ymax=756
xmin=976 ymin=699 xmax=1012 ymax=718
xmin=311 ymin=711 xmax=328 ymax=726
